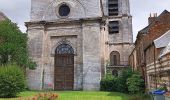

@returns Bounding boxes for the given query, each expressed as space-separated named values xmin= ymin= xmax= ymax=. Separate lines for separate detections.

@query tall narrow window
xmin=110 ymin=51 xmax=120 ymax=66
xmin=113 ymin=55 xmax=117 ymax=65
xmin=109 ymin=21 xmax=119 ymax=34
xmin=108 ymin=0 xmax=119 ymax=16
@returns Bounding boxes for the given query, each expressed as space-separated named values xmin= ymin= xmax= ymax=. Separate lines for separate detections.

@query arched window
xmin=112 ymin=70 xmax=118 ymax=77
xmin=55 ymin=43 xmax=74 ymax=55
xmin=110 ymin=51 xmax=120 ymax=66
xmin=108 ymin=0 xmax=119 ymax=16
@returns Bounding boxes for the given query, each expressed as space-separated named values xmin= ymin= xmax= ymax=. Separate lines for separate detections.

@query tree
xmin=0 ymin=20 xmax=36 ymax=69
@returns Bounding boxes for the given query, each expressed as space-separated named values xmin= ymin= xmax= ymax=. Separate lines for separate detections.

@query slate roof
xmin=154 ymin=30 xmax=170 ymax=48
xmin=160 ymin=42 xmax=170 ymax=57
xmin=153 ymin=30 xmax=170 ymax=57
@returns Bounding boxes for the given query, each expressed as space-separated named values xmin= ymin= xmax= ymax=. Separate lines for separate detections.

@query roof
xmin=154 ymin=30 xmax=170 ymax=48
xmin=0 ymin=11 xmax=7 ymax=21
xmin=159 ymin=42 xmax=170 ymax=57
xmin=136 ymin=10 xmax=170 ymax=40
xmin=153 ymin=29 xmax=170 ymax=58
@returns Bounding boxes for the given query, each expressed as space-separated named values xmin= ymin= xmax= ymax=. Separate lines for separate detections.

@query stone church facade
xmin=26 ymin=0 xmax=133 ymax=90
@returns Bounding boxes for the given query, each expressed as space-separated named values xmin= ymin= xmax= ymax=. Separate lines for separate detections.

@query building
xmin=148 ymin=30 xmax=170 ymax=90
xmin=26 ymin=0 xmax=133 ymax=90
xmin=129 ymin=10 xmax=170 ymax=91
xmin=0 ymin=11 xmax=7 ymax=21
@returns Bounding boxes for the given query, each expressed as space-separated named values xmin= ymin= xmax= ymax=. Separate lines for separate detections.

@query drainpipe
xmin=154 ymin=45 xmax=157 ymax=89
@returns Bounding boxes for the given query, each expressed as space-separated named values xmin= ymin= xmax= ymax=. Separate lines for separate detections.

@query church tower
xmin=101 ymin=0 xmax=133 ymax=75
xmin=26 ymin=0 xmax=133 ymax=91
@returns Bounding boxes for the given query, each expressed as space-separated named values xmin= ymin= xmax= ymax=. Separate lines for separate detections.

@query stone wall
xmin=30 ymin=0 xmax=102 ymax=21
xmin=26 ymin=19 xmax=102 ymax=90
xmin=27 ymin=24 xmax=44 ymax=90
xmin=82 ymin=20 xmax=102 ymax=90
xmin=26 ymin=0 xmax=133 ymax=91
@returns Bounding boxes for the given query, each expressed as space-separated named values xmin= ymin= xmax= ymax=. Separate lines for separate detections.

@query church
xmin=26 ymin=0 xmax=133 ymax=91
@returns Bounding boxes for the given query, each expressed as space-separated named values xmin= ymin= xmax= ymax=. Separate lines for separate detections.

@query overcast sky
xmin=0 ymin=0 xmax=170 ymax=41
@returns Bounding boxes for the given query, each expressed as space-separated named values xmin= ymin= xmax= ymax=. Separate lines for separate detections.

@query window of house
xmin=108 ymin=0 xmax=119 ymax=16
xmin=110 ymin=51 xmax=120 ymax=66
xmin=109 ymin=21 xmax=119 ymax=34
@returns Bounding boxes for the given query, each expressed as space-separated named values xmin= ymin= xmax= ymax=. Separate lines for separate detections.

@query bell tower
xmin=102 ymin=0 xmax=133 ymax=74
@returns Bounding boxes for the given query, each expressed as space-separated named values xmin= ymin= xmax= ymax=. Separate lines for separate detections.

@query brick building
xmin=129 ymin=10 xmax=170 ymax=90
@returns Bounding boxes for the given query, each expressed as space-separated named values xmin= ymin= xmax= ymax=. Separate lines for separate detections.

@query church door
xmin=54 ymin=44 xmax=74 ymax=90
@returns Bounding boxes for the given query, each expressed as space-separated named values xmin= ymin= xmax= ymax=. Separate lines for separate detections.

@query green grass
xmin=0 ymin=91 xmax=130 ymax=100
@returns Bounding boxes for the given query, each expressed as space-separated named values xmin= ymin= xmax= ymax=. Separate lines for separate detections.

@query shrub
xmin=116 ymin=68 xmax=134 ymax=93
xmin=100 ymin=73 xmax=118 ymax=91
xmin=0 ymin=64 xmax=26 ymax=97
xmin=127 ymin=74 xmax=145 ymax=94
xmin=100 ymin=68 xmax=143 ymax=93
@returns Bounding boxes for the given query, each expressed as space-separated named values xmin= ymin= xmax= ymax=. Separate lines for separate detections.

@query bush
xmin=127 ymin=74 xmax=145 ymax=94
xmin=116 ymin=68 xmax=134 ymax=93
xmin=0 ymin=64 xmax=26 ymax=97
xmin=100 ymin=73 xmax=118 ymax=91
xmin=100 ymin=68 xmax=145 ymax=94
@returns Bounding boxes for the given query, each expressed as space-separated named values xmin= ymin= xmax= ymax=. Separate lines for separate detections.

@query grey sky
xmin=0 ymin=0 xmax=170 ymax=41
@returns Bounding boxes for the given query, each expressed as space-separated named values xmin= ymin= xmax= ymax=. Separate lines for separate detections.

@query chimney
xmin=148 ymin=13 xmax=158 ymax=24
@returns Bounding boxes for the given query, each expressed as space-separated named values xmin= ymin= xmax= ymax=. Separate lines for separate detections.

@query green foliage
xmin=127 ymin=74 xmax=145 ymax=94
xmin=0 ymin=20 xmax=36 ymax=69
xmin=100 ymin=73 xmax=119 ymax=91
xmin=0 ymin=64 xmax=26 ymax=97
xmin=116 ymin=68 xmax=134 ymax=93
xmin=100 ymin=68 xmax=145 ymax=94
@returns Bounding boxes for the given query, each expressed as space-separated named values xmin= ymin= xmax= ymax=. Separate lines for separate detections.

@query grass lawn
xmin=0 ymin=91 xmax=130 ymax=100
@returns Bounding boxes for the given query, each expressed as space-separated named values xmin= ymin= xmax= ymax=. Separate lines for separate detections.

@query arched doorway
xmin=54 ymin=43 xmax=74 ymax=90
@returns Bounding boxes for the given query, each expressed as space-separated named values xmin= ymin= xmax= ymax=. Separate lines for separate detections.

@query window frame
xmin=109 ymin=21 xmax=119 ymax=34
xmin=108 ymin=0 xmax=119 ymax=16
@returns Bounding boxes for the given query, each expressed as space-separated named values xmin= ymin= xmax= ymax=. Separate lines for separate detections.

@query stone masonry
xmin=26 ymin=0 xmax=133 ymax=91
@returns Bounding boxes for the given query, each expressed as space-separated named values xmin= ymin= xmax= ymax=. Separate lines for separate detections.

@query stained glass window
xmin=55 ymin=44 xmax=74 ymax=54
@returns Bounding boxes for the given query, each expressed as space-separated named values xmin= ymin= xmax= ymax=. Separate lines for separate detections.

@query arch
xmin=112 ymin=70 xmax=118 ymax=77
xmin=42 ymin=0 xmax=86 ymax=20
xmin=51 ymin=40 xmax=76 ymax=56
xmin=55 ymin=43 xmax=74 ymax=54
xmin=110 ymin=51 xmax=120 ymax=66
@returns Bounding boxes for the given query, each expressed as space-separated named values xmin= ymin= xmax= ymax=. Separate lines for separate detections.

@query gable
xmin=31 ymin=0 xmax=102 ymax=21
